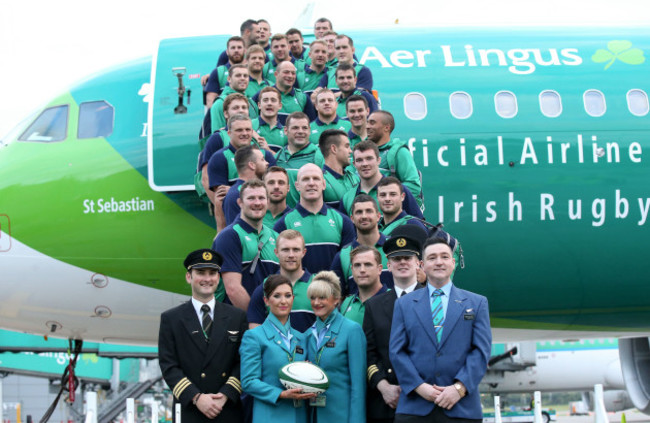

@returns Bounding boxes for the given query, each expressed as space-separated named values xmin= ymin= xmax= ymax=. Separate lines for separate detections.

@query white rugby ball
xmin=278 ymin=361 xmax=329 ymax=394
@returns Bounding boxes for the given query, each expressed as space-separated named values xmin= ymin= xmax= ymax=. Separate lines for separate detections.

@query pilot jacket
xmin=389 ymin=284 xmax=492 ymax=419
xmin=363 ymin=286 xmax=423 ymax=421
xmin=158 ymin=301 xmax=248 ymax=423
xmin=239 ymin=315 xmax=310 ymax=423
xmin=306 ymin=309 xmax=367 ymax=423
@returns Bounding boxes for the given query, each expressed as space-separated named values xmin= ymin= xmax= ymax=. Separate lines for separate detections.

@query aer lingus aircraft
xmin=1 ymin=26 xmax=649 ymax=409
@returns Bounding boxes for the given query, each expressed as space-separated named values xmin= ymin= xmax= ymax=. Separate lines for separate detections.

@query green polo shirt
xmin=309 ymin=117 xmax=352 ymax=144
xmin=377 ymin=138 xmax=423 ymax=208
xmin=296 ymin=63 xmax=327 ymax=94
xmin=323 ymin=165 xmax=360 ymax=208
xmin=255 ymin=117 xmax=286 ymax=151
xmin=246 ymin=77 xmax=271 ymax=98
xmin=274 ymin=142 xmax=325 ymax=171
xmin=210 ymin=86 xmax=259 ymax=131
xmin=263 ymin=206 xmax=291 ymax=229
xmin=340 ymin=285 xmax=388 ymax=326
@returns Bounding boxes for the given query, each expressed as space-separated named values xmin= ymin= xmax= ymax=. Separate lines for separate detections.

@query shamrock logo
xmin=592 ymin=40 xmax=645 ymax=69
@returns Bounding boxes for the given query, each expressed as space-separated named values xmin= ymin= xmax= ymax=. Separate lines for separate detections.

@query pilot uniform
xmin=158 ymin=249 xmax=248 ymax=423
xmin=363 ymin=226 xmax=427 ymax=423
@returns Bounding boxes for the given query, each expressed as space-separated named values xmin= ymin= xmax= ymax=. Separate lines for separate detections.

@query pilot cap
xmin=184 ymin=249 xmax=223 ymax=271
xmin=384 ymin=224 xmax=428 ymax=259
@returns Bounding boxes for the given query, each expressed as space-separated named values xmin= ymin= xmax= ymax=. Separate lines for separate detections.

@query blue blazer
xmin=389 ymin=284 xmax=492 ymax=419
xmin=240 ymin=317 xmax=309 ymax=423
xmin=306 ymin=309 xmax=366 ymax=423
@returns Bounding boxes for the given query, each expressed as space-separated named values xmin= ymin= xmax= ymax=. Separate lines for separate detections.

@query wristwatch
xmin=454 ymin=382 xmax=466 ymax=397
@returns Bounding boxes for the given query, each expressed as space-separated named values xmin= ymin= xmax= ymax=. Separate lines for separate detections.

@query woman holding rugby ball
xmin=306 ymin=271 xmax=367 ymax=423
xmin=240 ymin=274 xmax=315 ymax=423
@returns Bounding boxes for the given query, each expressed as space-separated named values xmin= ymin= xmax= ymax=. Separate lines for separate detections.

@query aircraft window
xmin=78 ymin=101 xmax=114 ymax=138
xmin=495 ymin=91 xmax=518 ymax=118
xmin=539 ymin=90 xmax=562 ymax=118
xmin=450 ymin=92 xmax=473 ymax=119
xmin=403 ymin=93 xmax=427 ymax=120
xmin=627 ymin=89 xmax=649 ymax=117
xmin=18 ymin=105 xmax=68 ymax=142
xmin=583 ymin=90 xmax=606 ymax=117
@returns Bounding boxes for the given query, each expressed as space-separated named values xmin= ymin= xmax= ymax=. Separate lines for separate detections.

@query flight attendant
xmin=306 ymin=270 xmax=366 ymax=423
xmin=240 ymin=274 xmax=315 ymax=423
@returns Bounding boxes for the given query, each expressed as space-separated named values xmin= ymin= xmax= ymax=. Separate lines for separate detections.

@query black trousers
xmin=395 ymin=406 xmax=482 ymax=423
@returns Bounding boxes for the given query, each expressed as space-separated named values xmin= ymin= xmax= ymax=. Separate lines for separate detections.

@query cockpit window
xmin=78 ymin=101 xmax=115 ymax=138
xmin=18 ymin=105 xmax=69 ymax=142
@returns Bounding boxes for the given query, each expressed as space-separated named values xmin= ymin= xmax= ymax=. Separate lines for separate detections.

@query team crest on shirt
xmin=269 ymin=237 xmax=276 ymax=245
xmin=245 ymin=236 xmax=251 ymax=241
xmin=328 ymin=218 xmax=335 ymax=227
xmin=294 ymin=222 xmax=302 ymax=227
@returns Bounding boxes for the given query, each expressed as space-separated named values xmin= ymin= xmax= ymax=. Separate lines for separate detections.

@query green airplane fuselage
xmin=1 ymin=27 xmax=649 ymax=340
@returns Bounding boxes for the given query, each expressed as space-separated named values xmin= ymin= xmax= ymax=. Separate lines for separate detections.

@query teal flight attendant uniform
xmin=240 ymin=314 xmax=309 ymax=423
xmin=306 ymin=309 xmax=366 ymax=423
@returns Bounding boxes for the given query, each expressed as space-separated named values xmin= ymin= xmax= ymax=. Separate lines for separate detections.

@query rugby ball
xmin=278 ymin=361 xmax=329 ymax=394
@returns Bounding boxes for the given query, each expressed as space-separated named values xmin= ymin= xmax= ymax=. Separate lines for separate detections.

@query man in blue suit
xmin=389 ymin=238 xmax=492 ymax=423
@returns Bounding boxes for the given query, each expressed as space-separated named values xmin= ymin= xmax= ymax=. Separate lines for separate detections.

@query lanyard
xmin=310 ymin=325 xmax=333 ymax=365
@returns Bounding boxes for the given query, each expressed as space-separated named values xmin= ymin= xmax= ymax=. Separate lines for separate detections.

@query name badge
xmin=295 ymin=346 xmax=304 ymax=355
xmin=464 ymin=313 xmax=475 ymax=320
xmin=310 ymin=394 xmax=326 ymax=407
xmin=325 ymin=341 xmax=336 ymax=348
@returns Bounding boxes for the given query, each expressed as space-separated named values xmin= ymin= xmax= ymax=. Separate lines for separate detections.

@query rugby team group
xmin=158 ymin=17 xmax=493 ymax=423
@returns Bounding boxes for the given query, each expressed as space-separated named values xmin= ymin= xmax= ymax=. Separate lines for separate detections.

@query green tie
xmin=431 ymin=289 xmax=444 ymax=342
xmin=201 ymin=304 xmax=212 ymax=340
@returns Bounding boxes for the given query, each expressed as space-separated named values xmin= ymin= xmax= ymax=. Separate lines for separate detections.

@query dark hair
xmin=286 ymin=28 xmax=302 ymax=38
xmin=314 ymin=17 xmax=333 ymax=28
xmin=318 ymin=129 xmax=347 ymax=157
xmin=350 ymin=245 xmax=381 ymax=265
xmin=335 ymin=62 xmax=357 ymax=78
xmin=336 ymin=34 xmax=354 ymax=47
xmin=228 ymin=64 xmax=248 ymax=77
xmin=285 ymin=111 xmax=310 ymax=127
xmin=264 ymin=165 xmax=288 ymax=179
xmin=264 ymin=274 xmax=293 ymax=298
xmin=227 ymin=36 xmax=245 ymax=48
xmin=351 ymin=194 xmax=379 ymax=214
xmin=234 ymin=145 xmax=258 ymax=173
xmin=345 ymin=94 xmax=368 ymax=110
xmin=376 ymin=176 xmax=404 ymax=194
xmin=354 ymin=140 xmax=380 ymax=158
xmin=422 ymin=237 xmax=453 ymax=257
xmin=240 ymin=19 xmax=257 ymax=35
xmin=223 ymin=93 xmax=249 ymax=113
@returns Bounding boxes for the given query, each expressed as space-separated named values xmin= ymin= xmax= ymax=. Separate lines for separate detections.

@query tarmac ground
xmin=556 ymin=410 xmax=649 ymax=423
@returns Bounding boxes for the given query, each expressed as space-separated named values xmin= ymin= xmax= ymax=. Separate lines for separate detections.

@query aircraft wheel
xmin=542 ymin=412 xmax=550 ymax=423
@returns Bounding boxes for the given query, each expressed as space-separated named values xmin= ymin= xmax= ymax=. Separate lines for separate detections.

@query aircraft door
xmin=148 ymin=35 xmax=230 ymax=191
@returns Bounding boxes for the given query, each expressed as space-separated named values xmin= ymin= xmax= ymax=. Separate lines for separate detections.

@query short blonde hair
xmin=307 ymin=271 xmax=341 ymax=300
